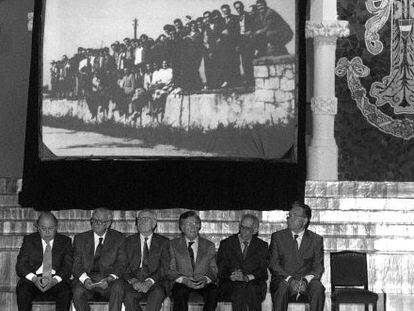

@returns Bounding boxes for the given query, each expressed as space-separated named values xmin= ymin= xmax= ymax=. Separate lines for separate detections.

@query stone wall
xmin=42 ymin=55 xmax=297 ymax=132
xmin=254 ymin=55 xmax=296 ymax=122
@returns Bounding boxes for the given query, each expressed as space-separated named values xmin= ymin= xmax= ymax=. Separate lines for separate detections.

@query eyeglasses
xmin=240 ymin=225 xmax=254 ymax=231
xmin=90 ymin=218 xmax=110 ymax=226
xmin=287 ymin=213 xmax=306 ymax=220
xmin=38 ymin=226 xmax=56 ymax=232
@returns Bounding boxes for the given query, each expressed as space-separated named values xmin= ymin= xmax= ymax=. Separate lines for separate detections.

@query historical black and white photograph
xmin=41 ymin=0 xmax=297 ymax=159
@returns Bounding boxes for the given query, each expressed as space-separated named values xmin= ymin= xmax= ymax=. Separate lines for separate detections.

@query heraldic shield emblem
xmin=336 ymin=0 xmax=414 ymax=139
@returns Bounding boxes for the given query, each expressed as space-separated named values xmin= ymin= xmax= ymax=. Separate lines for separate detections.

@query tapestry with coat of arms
xmin=336 ymin=0 xmax=414 ymax=180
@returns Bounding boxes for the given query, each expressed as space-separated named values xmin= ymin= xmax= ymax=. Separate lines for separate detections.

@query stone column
xmin=305 ymin=0 xmax=349 ymax=180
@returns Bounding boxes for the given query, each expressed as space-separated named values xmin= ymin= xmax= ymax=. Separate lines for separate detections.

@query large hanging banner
xmin=40 ymin=0 xmax=298 ymax=160
xmin=335 ymin=0 xmax=414 ymax=181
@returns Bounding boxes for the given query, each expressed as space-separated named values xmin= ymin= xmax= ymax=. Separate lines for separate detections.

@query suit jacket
xmin=239 ymin=13 xmax=255 ymax=35
xmin=221 ymin=14 xmax=240 ymax=44
xmin=72 ymin=229 xmax=127 ymax=279
xmin=16 ymin=232 xmax=73 ymax=282
xmin=202 ymin=23 xmax=222 ymax=53
xmin=217 ymin=234 xmax=268 ymax=296
xmin=123 ymin=233 xmax=170 ymax=285
xmin=168 ymin=235 xmax=217 ymax=283
xmin=269 ymin=228 xmax=324 ymax=282
xmin=254 ymin=7 xmax=293 ymax=45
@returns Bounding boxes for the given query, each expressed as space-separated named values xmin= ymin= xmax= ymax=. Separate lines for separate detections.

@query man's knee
xmin=124 ymin=291 xmax=136 ymax=305
xmin=172 ymin=284 xmax=189 ymax=300
xmin=308 ymin=280 xmax=325 ymax=296
xmin=55 ymin=283 xmax=72 ymax=299
xmin=271 ymin=280 xmax=289 ymax=300
xmin=110 ymin=279 xmax=125 ymax=295
xmin=72 ymin=283 xmax=88 ymax=299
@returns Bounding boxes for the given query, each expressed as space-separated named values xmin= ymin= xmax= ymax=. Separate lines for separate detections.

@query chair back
xmin=330 ymin=251 xmax=368 ymax=293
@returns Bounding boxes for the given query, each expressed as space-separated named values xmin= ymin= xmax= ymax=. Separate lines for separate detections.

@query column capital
xmin=311 ymin=97 xmax=338 ymax=115
xmin=305 ymin=20 xmax=350 ymax=39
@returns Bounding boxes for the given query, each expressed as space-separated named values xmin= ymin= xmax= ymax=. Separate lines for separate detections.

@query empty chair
xmin=330 ymin=251 xmax=378 ymax=311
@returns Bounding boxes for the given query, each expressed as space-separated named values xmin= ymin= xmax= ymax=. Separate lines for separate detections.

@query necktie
xmin=242 ymin=241 xmax=249 ymax=259
xmin=294 ymin=234 xmax=299 ymax=249
xmin=92 ymin=237 xmax=103 ymax=272
xmin=142 ymin=237 xmax=150 ymax=268
xmin=188 ymin=241 xmax=195 ymax=270
xmin=42 ymin=241 xmax=53 ymax=278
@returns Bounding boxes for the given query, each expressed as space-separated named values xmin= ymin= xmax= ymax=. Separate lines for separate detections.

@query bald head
xmin=36 ymin=212 xmax=58 ymax=242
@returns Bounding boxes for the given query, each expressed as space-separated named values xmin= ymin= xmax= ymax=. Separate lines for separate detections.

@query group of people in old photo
xmin=46 ymin=0 xmax=293 ymax=122
xmin=16 ymin=203 xmax=325 ymax=311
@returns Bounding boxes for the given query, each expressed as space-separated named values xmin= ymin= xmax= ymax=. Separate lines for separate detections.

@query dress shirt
xmin=292 ymin=230 xmax=305 ymax=249
xmin=25 ymin=239 xmax=62 ymax=283
xmin=238 ymin=235 xmax=255 ymax=281
xmin=134 ymin=46 xmax=143 ymax=65
xmin=285 ymin=230 xmax=314 ymax=283
xmin=152 ymin=68 xmax=173 ymax=85
xmin=139 ymin=233 xmax=153 ymax=268
xmin=139 ymin=233 xmax=155 ymax=285
xmin=176 ymin=236 xmax=211 ymax=284
xmin=79 ymin=231 xmax=118 ymax=284
xmin=239 ymin=14 xmax=246 ymax=35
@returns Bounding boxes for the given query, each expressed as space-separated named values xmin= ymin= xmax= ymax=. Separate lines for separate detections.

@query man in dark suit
xmin=168 ymin=211 xmax=218 ymax=311
xmin=218 ymin=4 xmax=241 ymax=87
xmin=253 ymin=0 xmax=293 ymax=56
xmin=217 ymin=214 xmax=268 ymax=311
xmin=123 ymin=209 xmax=170 ymax=311
xmin=72 ymin=208 xmax=127 ymax=311
xmin=201 ymin=11 xmax=222 ymax=89
xmin=234 ymin=1 xmax=256 ymax=85
xmin=15 ymin=212 xmax=73 ymax=311
xmin=269 ymin=203 xmax=325 ymax=311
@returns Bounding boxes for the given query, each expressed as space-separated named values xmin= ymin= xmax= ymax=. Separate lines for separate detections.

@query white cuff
xmin=176 ymin=276 xmax=184 ymax=283
xmin=26 ymin=273 xmax=36 ymax=281
xmin=79 ymin=273 xmax=90 ymax=284
xmin=53 ymin=275 xmax=62 ymax=283
xmin=110 ymin=274 xmax=118 ymax=280
xmin=304 ymin=275 xmax=314 ymax=283
xmin=204 ymin=276 xmax=212 ymax=284
xmin=247 ymin=274 xmax=255 ymax=281
xmin=145 ymin=278 xmax=155 ymax=285
xmin=285 ymin=276 xmax=292 ymax=282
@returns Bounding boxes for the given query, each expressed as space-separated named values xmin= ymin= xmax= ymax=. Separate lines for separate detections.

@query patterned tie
xmin=242 ymin=241 xmax=249 ymax=259
xmin=42 ymin=241 xmax=53 ymax=278
xmin=294 ymin=234 xmax=299 ymax=249
xmin=142 ymin=237 xmax=150 ymax=268
xmin=188 ymin=241 xmax=195 ymax=270
xmin=92 ymin=237 xmax=103 ymax=273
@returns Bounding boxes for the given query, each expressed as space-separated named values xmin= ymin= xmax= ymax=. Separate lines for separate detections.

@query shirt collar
xmin=238 ymin=234 xmax=252 ymax=245
xmin=185 ymin=236 xmax=199 ymax=245
xmin=94 ymin=231 xmax=107 ymax=243
xmin=41 ymin=239 xmax=54 ymax=247
xmin=291 ymin=230 xmax=305 ymax=239
xmin=140 ymin=233 xmax=153 ymax=241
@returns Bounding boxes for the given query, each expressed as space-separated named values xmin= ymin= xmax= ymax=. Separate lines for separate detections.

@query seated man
xmin=168 ymin=211 xmax=218 ymax=311
xmin=269 ymin=202 xmax=325 ymax=311
xmin=217 ymin=214 xmax=268 ymax=311
xmin=123 ymin=209 xmax=170 ymax=311
xmin=72 ymin=207 xmax=126 ymax=311
xmin=253 ymin=0 xmax=293 ymax=56
xmin=15 ymin=212 xmax=73 ymax=311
